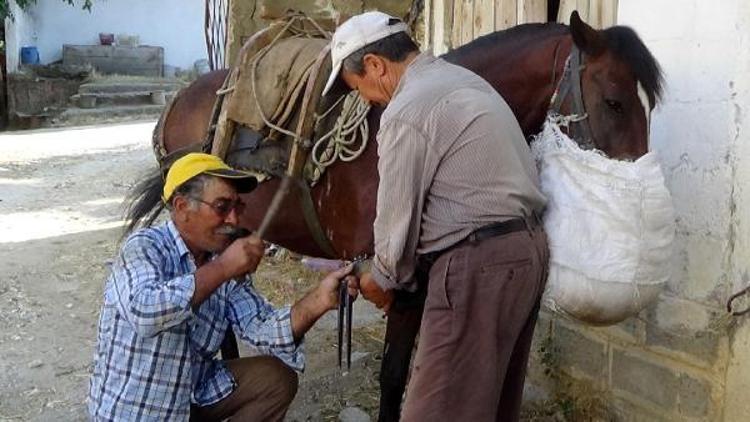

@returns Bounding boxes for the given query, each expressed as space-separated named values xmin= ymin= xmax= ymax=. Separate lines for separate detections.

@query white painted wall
xmin=619 ymin=0 xmax=750 ymax=418
xmin=4 ymin=0 xmax=207 ymax=72
xmin=4 ymin=3 xmax=35 ymax=72
xmin=619 ymin=0 xmax=748 ymax=304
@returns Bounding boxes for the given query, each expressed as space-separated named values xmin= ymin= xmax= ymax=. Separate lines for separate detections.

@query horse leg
xmin=378 ymin=302 xmax=424 ymax=422
xmin=377 ymin=261 xmax=431 ymax=422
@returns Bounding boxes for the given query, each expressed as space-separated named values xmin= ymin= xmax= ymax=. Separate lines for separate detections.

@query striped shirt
xmin=371 ymin=52 xmax=547 ymax=291
xmin=89 ymin=220 xmax=303 ymax=421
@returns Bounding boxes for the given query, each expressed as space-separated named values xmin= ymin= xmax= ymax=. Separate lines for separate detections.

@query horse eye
xmin=605 ymin=99 xmax=624 ymax=114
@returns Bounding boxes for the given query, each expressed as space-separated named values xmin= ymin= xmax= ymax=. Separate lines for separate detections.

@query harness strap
xmin=152 ymin=87 xmax=184 ymax=165
xmin=204 ymin=70 xmax=236 ymax=156
xmin=569 ymin=47 xmax=596 ymax=149
xmin=295 ymin=177 xmax=338 ymax=257
xmin=549 ymin=45 xmax=596 ymax=150
xmin=158 ymin=143 xmax=205 ymax=177
xmin=286 ymin=44 xmax=339 ymax=257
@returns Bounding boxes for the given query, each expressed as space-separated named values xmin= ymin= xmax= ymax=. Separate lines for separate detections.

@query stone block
xmin=643 ymin=297 xmax=723 ymax=364
xmin=652 ymin=295 xmax=712 ymax=332
xmin=555 ymin=324 xmax=607 ymax=380
xmin=645 ymin=320 xmax=721 ymax=365
xmin=63 ymin=45 xmax=164 ymax=77
xmin=612 ymin=350 xmax=678 ymax=409
xmin=611 ymin=397 xmax=673 ymax=422
xmin=595 ymin=315 xmax=642 ymax=343
xmin=678 ymin=374 xmax=710 ymax=417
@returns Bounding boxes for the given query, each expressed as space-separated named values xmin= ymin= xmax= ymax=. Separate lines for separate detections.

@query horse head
xmin=563 ymin=11 xmax=664 ymax=160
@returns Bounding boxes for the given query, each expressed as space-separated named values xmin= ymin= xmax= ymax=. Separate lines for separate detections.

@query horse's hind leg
xmin=378 ymin=306 xmax=422 ymax=422
xmin=378 ymin=282 xmax=427 ymax=422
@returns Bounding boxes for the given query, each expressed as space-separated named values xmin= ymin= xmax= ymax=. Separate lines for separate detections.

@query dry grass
xmin=252 ymin=252 xmax=322 ymax=306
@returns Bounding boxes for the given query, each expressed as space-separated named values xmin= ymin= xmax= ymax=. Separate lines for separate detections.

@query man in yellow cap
xmin=89 ymin=153 xmax=359 ymax=421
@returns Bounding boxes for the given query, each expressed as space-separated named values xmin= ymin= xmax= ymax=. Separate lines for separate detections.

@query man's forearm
xmin=289 ymin=287 xmax=329 ymax=342
xmin=192 ymin=260 xmax=229 ymax=306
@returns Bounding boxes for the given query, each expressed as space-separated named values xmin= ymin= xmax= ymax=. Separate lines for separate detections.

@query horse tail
xmin=122 ymin=81 xmax=180 ymax=237
xmin=124 ymin=166 xmax=165 ymax=236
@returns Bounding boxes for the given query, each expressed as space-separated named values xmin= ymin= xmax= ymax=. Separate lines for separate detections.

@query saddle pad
xmin=226 ymin=37 xmax=329 ymax=132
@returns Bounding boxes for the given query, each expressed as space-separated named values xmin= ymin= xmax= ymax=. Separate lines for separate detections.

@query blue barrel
xmin=20 ymin=46 xmax=40 ymax=65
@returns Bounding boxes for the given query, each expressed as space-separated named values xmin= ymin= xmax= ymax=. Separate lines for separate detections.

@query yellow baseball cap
xmin=162 ymin=153 xmax=257 ymax=203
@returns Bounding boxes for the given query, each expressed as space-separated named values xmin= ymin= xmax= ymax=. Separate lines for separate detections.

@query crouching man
xmin=89 ymin=153 xmax=358 ymax=421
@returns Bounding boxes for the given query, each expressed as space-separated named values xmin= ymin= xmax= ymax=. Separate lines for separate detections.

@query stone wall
xmin=7 ymin=74 xmax=82 ymax=115
xmin=524 ymin=1 xmax=750 ymax=420
xmin=226 ymin=0 xmax=412 ymax=68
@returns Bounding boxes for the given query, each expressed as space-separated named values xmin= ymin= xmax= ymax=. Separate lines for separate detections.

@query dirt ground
xmin=0 ymin=121 xmax=566 ymax=422
xmin=0 ymin=121 xmax=386 ymax=421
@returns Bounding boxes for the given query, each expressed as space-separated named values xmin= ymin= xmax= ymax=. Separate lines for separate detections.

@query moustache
xmin=215 ymin=226 xmax=251 ymax=240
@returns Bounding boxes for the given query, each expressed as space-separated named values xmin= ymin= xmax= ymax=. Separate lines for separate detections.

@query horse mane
xmin=443 ymin=22 xmax=663 ymax=109
xmin=443 ymin=22 xmax=569 ymax=62
xmin=602 ymin=26 xmax=664 ymax=108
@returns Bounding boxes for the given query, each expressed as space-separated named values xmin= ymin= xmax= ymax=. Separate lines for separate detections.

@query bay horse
xmin=127 ymin=12 xmax=662 ymax=421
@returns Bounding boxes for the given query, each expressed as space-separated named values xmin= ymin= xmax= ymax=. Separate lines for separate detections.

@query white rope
xmin=547 ymin=111 xmax=589 ymax=128
xmin=310 ymin=91 xmax=371 ymax=183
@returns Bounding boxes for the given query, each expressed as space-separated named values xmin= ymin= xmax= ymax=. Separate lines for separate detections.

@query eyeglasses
xmin=188 ymin=196 xmax=246 ymax=218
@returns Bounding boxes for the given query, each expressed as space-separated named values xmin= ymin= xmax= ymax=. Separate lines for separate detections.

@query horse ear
xmin=569 ymin=10 xmax=605 ymax=57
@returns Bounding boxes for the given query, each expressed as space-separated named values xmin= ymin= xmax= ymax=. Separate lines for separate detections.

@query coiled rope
xmin=310 ymin=91 xmax=371 ymax=183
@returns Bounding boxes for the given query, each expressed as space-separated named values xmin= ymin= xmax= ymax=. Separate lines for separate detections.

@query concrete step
xmin=71 ymin=91 xmax=177 ymax=108
xmin=78 ymin=81 xmax=186 ymax=94
xmin=48 ymin=104 xmax=164 ymax=127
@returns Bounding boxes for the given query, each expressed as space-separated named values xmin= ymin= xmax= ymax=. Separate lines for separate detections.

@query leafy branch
xmin=1 ymin=0 xmax=93 ymax=21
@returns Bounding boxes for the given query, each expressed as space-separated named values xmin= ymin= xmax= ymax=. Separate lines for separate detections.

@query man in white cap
xmin=324 ymin=11 xmax=549 ymax=422
xmin=89 ymin=153 xmax=359 ymax=421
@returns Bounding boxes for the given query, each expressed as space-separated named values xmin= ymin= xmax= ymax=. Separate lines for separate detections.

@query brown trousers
xmin=401 ymin=224 xmax=548 ymax=422
xmin=190 ymin=356 xmax=298 ymax=422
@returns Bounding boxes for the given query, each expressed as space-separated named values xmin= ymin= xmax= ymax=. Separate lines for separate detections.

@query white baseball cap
xmin=322 ymin=11 xmax=409 ymax=96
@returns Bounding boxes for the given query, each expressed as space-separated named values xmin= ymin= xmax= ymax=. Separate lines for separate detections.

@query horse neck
xmin=443 ymin=29 xmax=572 ymax=138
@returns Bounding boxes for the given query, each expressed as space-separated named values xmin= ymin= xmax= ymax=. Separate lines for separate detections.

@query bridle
xmin=548 ymin=44 xmax=597 ymax=150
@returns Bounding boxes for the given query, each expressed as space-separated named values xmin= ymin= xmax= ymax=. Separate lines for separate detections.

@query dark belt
xmin=465 ymin=218 xmax=529 ymax=243
xmin=417 ymin=217 xmax=531 ymax=275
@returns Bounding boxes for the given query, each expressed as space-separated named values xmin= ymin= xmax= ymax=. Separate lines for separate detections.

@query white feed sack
xmin=531 ymin=118 xmax=676 ymax=325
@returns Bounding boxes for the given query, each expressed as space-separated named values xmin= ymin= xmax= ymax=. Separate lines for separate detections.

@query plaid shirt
xmin=89 ymin=221 xmax=304 ymax=421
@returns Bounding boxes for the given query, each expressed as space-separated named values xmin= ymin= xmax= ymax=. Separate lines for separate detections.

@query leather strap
xmin=569 ymin=47 xmax=596 ymax=149
xmin=157 ymin=143 xmax=204 ymax=177
xmin=295 ymin=177 xmax=338 ymax=258
xmin=550 ymin=45 xmax=596 ymax=150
